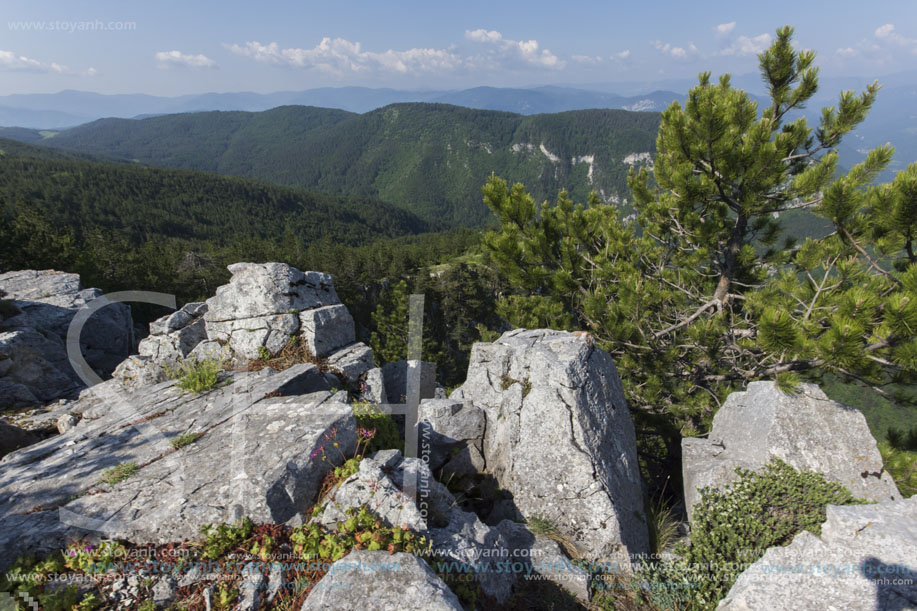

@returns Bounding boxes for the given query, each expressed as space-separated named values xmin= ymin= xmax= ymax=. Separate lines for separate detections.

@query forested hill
xmin=2 ymin=104 xmax=661 ymax=226
xmin=0 ymin=141 xmax=430 ymax=246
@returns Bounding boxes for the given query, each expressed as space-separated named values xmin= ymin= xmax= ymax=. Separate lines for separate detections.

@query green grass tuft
xmin=100 ymin=462 xmax=139 ymax=486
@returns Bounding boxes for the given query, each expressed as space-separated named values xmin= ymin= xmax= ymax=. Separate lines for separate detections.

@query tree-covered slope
xmin=0 ymin=148 xmax=429 ymax=246
xmin=12 ymin=104 xmax=661 ymax=226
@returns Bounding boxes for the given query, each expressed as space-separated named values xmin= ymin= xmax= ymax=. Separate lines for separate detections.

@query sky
xmin=1 ymin=0 xmax=916 ymax=96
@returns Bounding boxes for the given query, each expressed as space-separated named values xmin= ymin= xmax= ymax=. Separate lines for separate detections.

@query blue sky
xmin=2 ymin=0 xmax=916 ymax=95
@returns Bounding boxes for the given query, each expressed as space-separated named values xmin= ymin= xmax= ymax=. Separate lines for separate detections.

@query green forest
xmin=0 ymin=104 xmax=661 ymax=225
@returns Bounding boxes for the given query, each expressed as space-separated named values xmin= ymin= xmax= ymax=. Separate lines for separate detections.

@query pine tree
xmin=482 ymin=26 xmax=917 ymax=441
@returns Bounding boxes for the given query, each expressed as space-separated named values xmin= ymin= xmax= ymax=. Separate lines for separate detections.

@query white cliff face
xmin=539 ymin=143 xmax=562 ymax=163
xmin=573 ymin=154 xmax=596 ymax=183
xmin=622 ymin=151 xmax=653 ymax=166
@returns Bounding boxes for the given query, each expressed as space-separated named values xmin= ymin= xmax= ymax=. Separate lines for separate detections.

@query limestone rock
xmin=719 ymin=496 xmax=917 ymax=610
xmin=0 ymin=329 xmax=82 ymax=404
xmin=496 ymin=519 xmax=592 ymax=602
xmin=381 ymin=360 xmax=438 ymax=404
xmin=301 ymin=551 xmax=463 ymax=611
xmin=56 ymin=413 xmax=78 ymax=434
xmin=418 ymin=399 xmax=485 ymax=472
xmin=138 ymin=302 xmax=208 ymax=367
xmin=204 ymin=263 xmax=339 ymax=322
xmin=360 ymin=367 xmax=387 ymax=403
xmin=0 ymin=270 xmax=133 ymax=375
xmin=451 ymin=328 xmax=648 ymax=570
xmin=315 ymin=450 xmax=516 ymax=603
xmin=325 ymin=343 xmax=375 ymax=385
xmin=112 ymin=355 xmax=167 ymax=390
xmin=0 ymin=270 xmax=133 ymax=405
xmin=0 ymin=364 xmax=352 ymax=572
xmin=683 ymin=382 xmax=900 ymax=522
xmin=299 ymin=305 xmax=355 ymax=357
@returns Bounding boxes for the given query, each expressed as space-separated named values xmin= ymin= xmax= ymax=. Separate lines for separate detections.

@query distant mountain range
xmin=0 ymin=104 xmax=661 ymax=225
xmin=0 ymin=86 xmax=687 ymax=129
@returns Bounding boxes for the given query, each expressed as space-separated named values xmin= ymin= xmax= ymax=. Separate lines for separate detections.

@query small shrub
xmin=647 ymin=458 xmax=867 ymax=610
xmin=165 ymin=357 xmax=224 ymax=393
xmin=214 ymin=583 xmax=238 ymax=610
xmin=199 ymin=518 xmax=254 ymax=559
xmin=353 ymin=402 xmax=401 ymax=453
xmin=100 ymin=462 xmax=139 ymax=486
xmin=257 ymin=346 xmax=272 ymax=360
xmin=171 ymin=432 xmax=202 ymax=450
xmin=290 ymin=505 xmax=430 ymax=562
xmin=63 ymin=541 xmax=127 ymax=574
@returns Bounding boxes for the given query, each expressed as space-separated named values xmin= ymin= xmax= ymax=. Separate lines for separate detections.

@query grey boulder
xmin=0 ymin=270 xmax=133 ymax=405
xmin=683 ymin=382 xmax=900 ymax=522
xmin=418 ymin=398 xmax=486 ymax=474
xmin=381 ymin=360 xmax=438 ymax=404
xmin=452 ymin=328 xmax=648 ymax=570
xmin=301 ymin=551 xmax=463 ymax=611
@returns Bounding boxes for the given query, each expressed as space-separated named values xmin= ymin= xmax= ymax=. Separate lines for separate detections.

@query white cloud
xmin=228 ymin=38 xmax=464 ymax=74
xmin=155 ymin=50 xmax=217 ymax=69
xmin=464 ymin=28 xmax=565 ymax=69
xmin=836 ymin=47 xmax=858 ymax=57
xmin=715 ymin=22 xmax=736 ymax=37
xmin=572 ymin=54 xmax=602 ymax=64
xmin=0 ymin=50 xmax=68 ymax=73
xmin=720 ymin=33 xmax=772 ymax=56
xmin=616 ymin=49 xmax=631 ymax=59
xmin=653 ymin=40 xmax=698 ymax=59
xmin=465 ymin=29 xmax=503 ymax=44
xmin=874 ymin=23 xmax=917 ymax=50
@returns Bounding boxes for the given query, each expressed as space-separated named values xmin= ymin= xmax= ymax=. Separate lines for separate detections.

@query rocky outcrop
xmin=112 ymin=262 xmax=376 ymax=390
xmin=451 ymin=328 xmax=648 ymax=570
xmin=302 ymin=551 xmax=463 ymax=611
xmin=204 ymin=263 xmax=342 ymax=360
xmin=113 ymin=302 xmax=209 ymax=389
xmin=419 ymin=398 xmax=486 ymax=475
xmin=0 ymin=363 xmax=352 ymax=571
xmin=314 ymin=449 xmax=518 ymax=603
xmin=719 ymin=496 xmax=917 ymax=610
xmin=682 ymin=382 xmax=901 ymax=522
xmin=0 ymin=270 xmax=133 ymax=406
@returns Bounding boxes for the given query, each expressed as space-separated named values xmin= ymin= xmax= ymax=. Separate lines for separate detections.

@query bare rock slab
xmin=719 ymin=496 xmax=917 ymax=610
xmin=0 ymin=363 xmax=352 ymax=572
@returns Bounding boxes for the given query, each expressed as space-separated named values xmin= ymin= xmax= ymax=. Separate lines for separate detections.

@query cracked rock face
xmin=682 ymin=382 xmax=901 ymax=523
xmin=0 ymin=363 xmax=352 ymax=572
xmin=719 ymin=496 xmax=917 ymax=610
xmin=0 ymin=270 xmax=134 ymax=406
xmin=451 ymin=328 xmax=648 ymax=570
